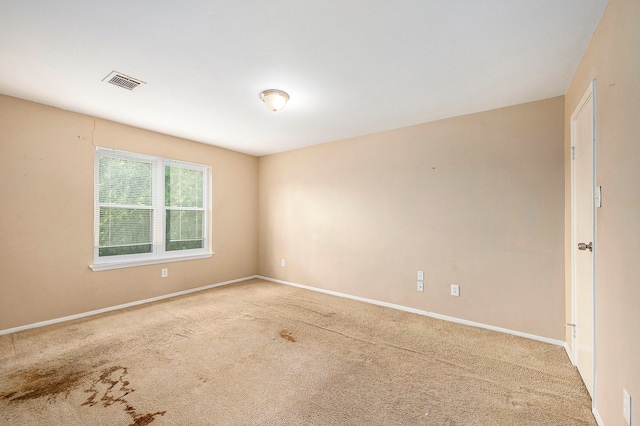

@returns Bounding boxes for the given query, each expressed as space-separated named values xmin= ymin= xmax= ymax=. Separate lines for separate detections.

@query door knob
xmin=578 ymin=242 xmax=593 ymax=252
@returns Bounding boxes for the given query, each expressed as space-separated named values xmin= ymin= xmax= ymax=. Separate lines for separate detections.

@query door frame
xmin=570 ymin=80 xmax=597 ymax=409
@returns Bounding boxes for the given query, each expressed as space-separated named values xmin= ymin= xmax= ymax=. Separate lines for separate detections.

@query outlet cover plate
xmin=161 ymin=268 xmax=168 ymax=278
xmin=417 ymin=281 xmax=424 ymax=292
xmin=451 ymin=284 xmax=460 ymax=297
xmin=417 ymin=270 xmax=424 ymax=281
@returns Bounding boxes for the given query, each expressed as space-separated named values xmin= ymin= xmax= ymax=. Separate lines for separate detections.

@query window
xmin=92 ymin=148 xmax=211 ymax=271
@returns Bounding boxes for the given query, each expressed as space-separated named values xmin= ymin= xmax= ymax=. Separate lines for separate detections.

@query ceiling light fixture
xmin=260 ymin=89 xmax=289 ymax=112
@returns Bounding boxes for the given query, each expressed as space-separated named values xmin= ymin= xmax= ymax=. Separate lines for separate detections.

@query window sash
xmin=98 ymin=206 xmax=154 ymax=256
xmin=165 ymin=208 xmax=205 ymax=243
xmin=93 ymin=148 xmax=210 ymax=268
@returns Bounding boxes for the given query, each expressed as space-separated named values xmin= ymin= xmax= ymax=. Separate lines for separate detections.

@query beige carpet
xmin=0 ymin=278 xmax=594 ymax=425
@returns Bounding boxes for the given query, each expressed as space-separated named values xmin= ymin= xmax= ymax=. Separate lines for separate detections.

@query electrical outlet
xmin=417 ymin=281 xmax=424 ymax=292
xmin=417 ymin=270 xmax=424 ymax=281
xmin=161 ymin=268 xmax=168 ymax=278
xmin=451 ymin=284 xmax=460 ymax=297
xmin=623 ymin=388 xmax=632 ymax=425
xmin=281 ymin=259 xmax=286 ymax=267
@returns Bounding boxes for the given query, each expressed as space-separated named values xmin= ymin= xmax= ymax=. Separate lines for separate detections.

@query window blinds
xmin=95 ymin=152 xmax=155 ymax=256
xmin=164 ymin=163 xmax=205 ymax=251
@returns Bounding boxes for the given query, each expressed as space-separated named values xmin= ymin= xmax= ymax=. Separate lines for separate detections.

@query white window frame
xmin=91 ymin=147 xmax=212 ymax=271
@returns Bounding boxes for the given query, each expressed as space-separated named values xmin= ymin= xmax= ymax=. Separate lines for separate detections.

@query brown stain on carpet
xmin=1 ymin=364 xmax=165 ymax=426
xmin=1 ymin=365 xmax=89 ymax=402
xmin=83 ymin=365 xmax=166 ymax=426
xmin=82 ymin=365 xmax=131 ymax=407
xmin=130 ymin=412 xmax=166 ymax=426
xmin=279 ymin=330 xmax=296 ymax=342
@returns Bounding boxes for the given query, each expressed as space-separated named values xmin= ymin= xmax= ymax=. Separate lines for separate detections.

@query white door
xmin=571 ymin=81 xmax=596 ymax=398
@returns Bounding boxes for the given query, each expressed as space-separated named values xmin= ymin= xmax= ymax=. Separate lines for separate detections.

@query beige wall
xmin=0 ymin=95 xmax=258 ymax=331
xmin=258 ymin=97 xmax=565 ymax=340
xmin=565 ymin=0 xmax=640 ymax=423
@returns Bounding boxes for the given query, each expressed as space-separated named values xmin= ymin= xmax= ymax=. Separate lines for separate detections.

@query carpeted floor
xmin=0 ymin=278 xmax=594 ymax=425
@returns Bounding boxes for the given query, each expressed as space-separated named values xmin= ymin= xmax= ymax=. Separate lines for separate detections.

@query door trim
xmin=570 ymin=79 xmax=597 ymax=409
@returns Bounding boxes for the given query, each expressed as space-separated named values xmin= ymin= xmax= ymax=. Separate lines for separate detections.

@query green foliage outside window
xmin=165 ymin=166 xmax=205 ymax=251
xmin=98 ymin=156 xmax=154 ymax=257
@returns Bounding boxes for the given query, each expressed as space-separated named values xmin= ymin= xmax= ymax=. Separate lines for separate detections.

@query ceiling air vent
xmin=103 ymin=71 xmax=146 ymax=91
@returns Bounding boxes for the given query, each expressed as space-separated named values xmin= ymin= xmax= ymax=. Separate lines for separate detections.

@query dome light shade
xmin=260 ymin=89 xmax=289 ymax=112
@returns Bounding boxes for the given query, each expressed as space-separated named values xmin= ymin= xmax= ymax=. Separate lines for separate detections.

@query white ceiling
xmin=0 ymin=1 xmax=607 ymax=156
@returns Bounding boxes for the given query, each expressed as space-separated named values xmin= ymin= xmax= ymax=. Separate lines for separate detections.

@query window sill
xmin=90 ymin=252 xmax=214 ymax=272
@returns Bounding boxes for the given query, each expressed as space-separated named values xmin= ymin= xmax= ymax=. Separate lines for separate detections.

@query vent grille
xmin=103 ymin=71 xmax=145 ymax=91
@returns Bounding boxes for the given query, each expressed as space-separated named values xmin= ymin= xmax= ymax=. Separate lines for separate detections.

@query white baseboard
xmin=0 ymin=275 xmax=258 ymax=336
xmin=593 ymin=407 xmax=604 ymax=426
xmin=257 ymin=275 xmax=566 ymax=347
xmin=1 ymin=274 xmax=567 ymax=349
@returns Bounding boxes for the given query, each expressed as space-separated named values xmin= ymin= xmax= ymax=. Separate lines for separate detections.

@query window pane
xmin=99 ymin=244 xmax=153 ymax=257
xmin=165 ymin=166 xmax=203 ymax=208
xmin=165 ymin=240 xmax=204 ymax=251
xmin=99 ymin=156 xmax=152 ymax=205
xmin=99 ymin=207 xmax=153 ymax=256
xmin=165 ymin=209 xmax=204 ymax=251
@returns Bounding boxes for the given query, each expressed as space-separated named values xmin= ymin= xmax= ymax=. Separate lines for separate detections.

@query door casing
xmin=569 ymin=80 xmax=597 ymax=406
